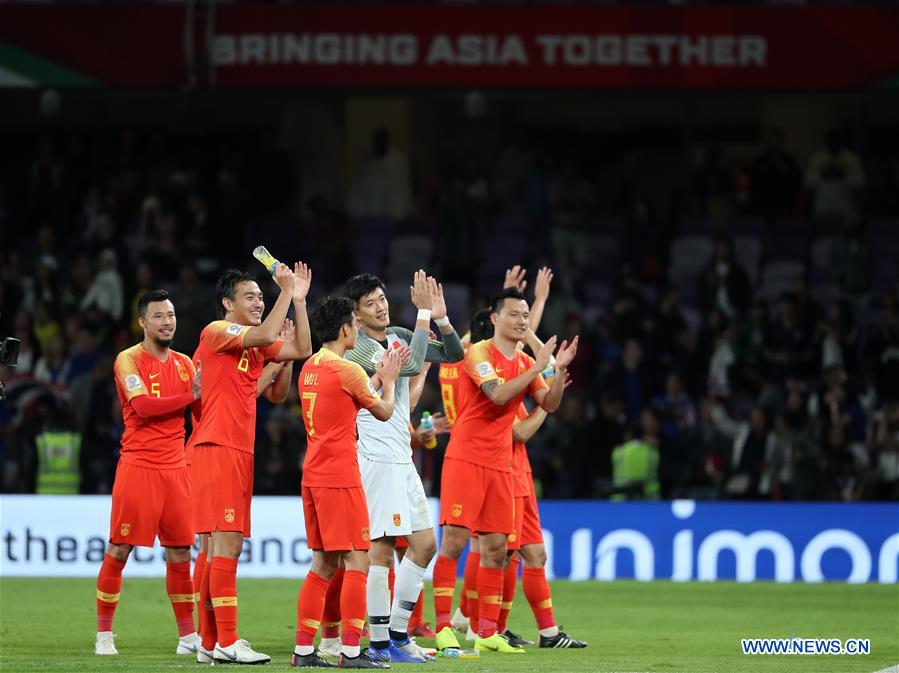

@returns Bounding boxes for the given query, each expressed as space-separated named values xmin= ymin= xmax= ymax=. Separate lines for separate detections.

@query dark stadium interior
xmin=2 ymin=84 xmax=897 ymax=503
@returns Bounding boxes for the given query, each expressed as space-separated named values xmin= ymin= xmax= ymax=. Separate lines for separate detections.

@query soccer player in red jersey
xmin=191 ymin=263 xmax=313 ymax=665
xmin=431 ymin=287 xmax=578 ymax=654
xmin=190 ymin=324 xmax=296 ymax=654
xmin=292 ymin=295 xmax=402 ymax=670
xmin=95 ymin=290 xmax=202 ymax=657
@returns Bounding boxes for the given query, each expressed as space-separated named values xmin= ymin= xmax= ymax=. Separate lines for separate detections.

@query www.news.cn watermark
xmin=741 ymin=638 xmax=871 ymax=655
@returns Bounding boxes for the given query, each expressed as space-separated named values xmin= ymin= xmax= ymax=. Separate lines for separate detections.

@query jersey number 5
xmin=301 ymin=392 xmax=317 ymax=436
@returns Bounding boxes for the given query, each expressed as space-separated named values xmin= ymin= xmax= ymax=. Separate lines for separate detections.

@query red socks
xmin=522 ymin=566 xmax=555 ymax=630
xmin=477 ymin=566 xmax=503 ymax=638
xmin=96 ymin=554 xmax=126 ymax=632
xmin=321 ymin=566 xmax=344 ymax=639
xmin=193 ymin=552 xmax=207 ymax=639
xmin=340 ymin=570 xmax=368 ymax=648
xmin=166 ymin=560 xmax=196 ymax=637
xmin=497 ymin=556 xmax=519 ymax=633
xmin=296 ymin=571 xmax=330 ymax=647
xmin=210 ymin=556 xmax=239 ymax=647
xmin=199 ymin=555 xmax=217 ymax=650
xmin=432 ymin=555 xmax=458 ymax=631
xmin=462 ymin=551 xmax=480 ymax=627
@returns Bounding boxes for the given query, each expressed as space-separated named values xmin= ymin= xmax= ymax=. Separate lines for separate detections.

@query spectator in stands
xmin=698 ymin=236 xmax=753 ymax=318
xmin=831 ymin=222 xmax=872 ymax=305
xmin=550 ymin=159 xmax=595 ymax=288
xmin=79 ymin=355 xmax=117 ymax=494
xmin=611 ymin=408 xmax=661 ymax=501
xmin=33 ymin=333 xmax=69 ymax=386
xmin=806 ymin=127 xmax=866 ymax=224
xmin=733 ymin=299 xmax=770 ymax=395
xmin=791 ymin=274 xmax=826 ymax=339
xmin=750 ymin=126 xmax=801 ymax=218
xmin=80 ymin=249 xmax=124 ymax=323
xmin=871 ymin=403 xmax=899 ymax=500
xmin=128 ymin=261 xmax=155 ymax=339
xmin=11 ymin=314 xmax=38 ymax=375
xmin=710 ymin=402 xmax=773 ymax=499
xmin=171 ymin=263 xmax=209 ymax=353
xmin=763 ymin=388 xmax=816 ymax=500
xmin=347 ymin=127 xmax=411 ymax=219
xmin=763 ymin=293 xmax=816 ymax=382
xmin=592 ymin=393 xmax=627 ymax=497
xmin=255 ymin=410 xmax=302 ymax=495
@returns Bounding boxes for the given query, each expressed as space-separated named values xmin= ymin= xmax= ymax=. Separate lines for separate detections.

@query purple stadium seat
xmin=766 ymin=235 xmax=809 ymax=262
xmin=731 ymin=216 xmax=766 ymax=237
xmin=679 ymin=216 xmax=718 ymax=236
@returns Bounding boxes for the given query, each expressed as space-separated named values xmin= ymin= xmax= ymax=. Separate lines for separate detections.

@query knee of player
xmin=311 ymin=552 xmax=341 ymax=579
xmin=438 ymin=531 xmax=468 ymax=560
xmin=522 ymin=544 xmax=547 ymax=568
xmin=164 ymin=546 xmax=192 ymax=564
xmin=105 ymin=543 xmax=132 ymax=563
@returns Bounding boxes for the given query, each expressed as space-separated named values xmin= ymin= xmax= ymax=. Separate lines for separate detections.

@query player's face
xmin=492 ymin=298 xmax=530 ymax=342
xmin=140 ymin=300 xmax=176 ymax=347
xmin=228 ymin=281 xmax=265 ymax=326
xmin=356 ymin=288 xmax=389 ymax=331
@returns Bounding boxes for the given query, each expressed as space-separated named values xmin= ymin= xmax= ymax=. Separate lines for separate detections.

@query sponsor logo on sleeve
xmin=125 ymin=375 xmax=143 ymax=392
xmin=476 ymin=362 xmax=495 ymax=377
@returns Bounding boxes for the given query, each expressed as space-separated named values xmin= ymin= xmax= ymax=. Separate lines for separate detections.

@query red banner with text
xmin=1 ymin=5 xmax=897 ymax=89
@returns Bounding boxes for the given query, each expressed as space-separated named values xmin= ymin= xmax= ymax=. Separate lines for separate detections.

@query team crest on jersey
xmin=508 ymin=532 xmax=517 ymax=543
xmin=393 ymin=514 xmax=402 ymax=527
xmin=452 ymin=504 xmax=463 ymax=518
xmin=362 ymin=527 xmax=370 ymax=541
xmin=224 ymin=509 xmax=235 ymax=523
xmin=178 ymin=365 xmax=190 ymax=382
xmin=120 ymin=523 xmax=131 ymax=537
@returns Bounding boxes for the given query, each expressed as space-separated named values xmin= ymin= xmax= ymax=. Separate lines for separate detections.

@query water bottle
xmin=252 ymin=245 xmax=281 ymax=276
xmin=420 ymin=411 xmax=437 ymax=449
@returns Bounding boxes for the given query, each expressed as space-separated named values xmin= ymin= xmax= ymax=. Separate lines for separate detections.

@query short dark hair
xmin=489 ymin=288 xmax=527 ymax=314
xmin=469 ymin=308 xmax=494 ymax=342
xmin=343 ymin=274 xmax=387 ymax=307
xmin=138 ymin=289 xmax=171 ymax=317
xmin=216 ymin=269 xmax=257 ymax=319
xmin=310 ymin=295 xmax=356 ymax=343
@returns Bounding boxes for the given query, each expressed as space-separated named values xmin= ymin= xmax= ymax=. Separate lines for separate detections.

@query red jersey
xmin=512 ymin=403 xmax=534 ymax=496
xmin=299 ymin=348 xmax=380 ymax=488
xmin=445 ymin=339 xmax=548 ymax=472
xmin=189 ymin=320 xmax=284 ymax=454
xmin=113 ymin=343 xmax=195 ymax=468
xmin=439 ymin=360 xmax=464 ymax=427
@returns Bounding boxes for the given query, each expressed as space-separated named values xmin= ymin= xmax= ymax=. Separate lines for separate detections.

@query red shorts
xmin=191 ymin=444 xmax=254 ymax=537
xmin=109 ymin=461 xmax=193 ymax=547
xmin=302 ymin=485 xmax=371 ymax=552
xmin=439 ymin=457 xmax=514 ymax=534
xmin=396 ymin=536 xmax=409 ymax=550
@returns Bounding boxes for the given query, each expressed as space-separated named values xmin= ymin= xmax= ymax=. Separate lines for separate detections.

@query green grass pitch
xmin=1 ymin=578 xmax=896 ymax=672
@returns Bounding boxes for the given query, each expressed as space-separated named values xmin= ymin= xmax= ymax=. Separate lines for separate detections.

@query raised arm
xmin=367 ymin=349 xmax=403 ymax=421
xmin=424 ymin=275 xmax=465 ymax=363
xmin=532 ymin=336 xmax=578 ymax=413
xmin=480 ymin=337 xmax=556 ymax=406
xmin=409 ymin=360 xmax=432 ymax=409
xmin=277 ymin=262 xmax=313 ymax=361
xmin=243 ymin=263 xmax=296 ymax=349
xmin=529 ymin=266 xmax=553 ymax=333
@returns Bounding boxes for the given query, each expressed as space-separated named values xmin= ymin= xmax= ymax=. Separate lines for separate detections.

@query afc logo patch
xmin=120 ymin=523 xmax=131 ymax=537
xmin=224 ymin=509 xmax=235 ymax=523
xmin=393 ymin=513 xmax=402 ymax=527
xmin=362 ymin=528 xmax=370 ymax=541
xmin=452 ymin=504 xmax=463 ymax=518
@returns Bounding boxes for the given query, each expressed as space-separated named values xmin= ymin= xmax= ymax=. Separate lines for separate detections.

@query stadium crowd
xmin=1 ymin=122 xmax=897 ymax=502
